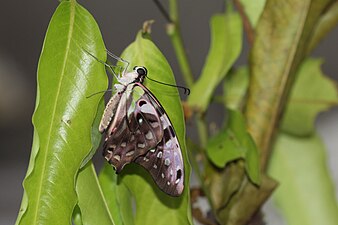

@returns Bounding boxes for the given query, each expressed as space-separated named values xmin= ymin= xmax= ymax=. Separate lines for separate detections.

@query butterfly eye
xmin=134 ymin=66 xmax=147 ymax=76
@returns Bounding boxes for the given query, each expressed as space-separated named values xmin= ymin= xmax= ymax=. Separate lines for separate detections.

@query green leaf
xmin=76 ymin=162 xmax=115 ymax=225
xmin=245 ymin=0 xmax=334 ymax=165
xmin=188 ymin=10 xmax=242 ymax=113
xmin=110 ymin=31 xmax=192 ymax=225
xmin=307 ymin=1 xmax=338 ymax=53
xmin=206 ymin=109 xmax=260 ymax=185
xmin=99 ymin=163 xmax=135 ymax=225
xmin=281 ymin=58 xmax=338 ymax=136
xmin=16 ymin=1 xmax=107 ymax=224
xmin=239 ymin=0 xmax=266 ymax=27
xmin=80 ymin=99 xmax=106 ymax=168
xmin=223 ymin=66 xmax=249 ymax=110
xmin=269 ymin=132 xmax=338 ymax=225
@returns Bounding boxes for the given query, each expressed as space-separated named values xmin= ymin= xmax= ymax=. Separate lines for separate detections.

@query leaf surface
xmin=76 ymin=162 xmax=115 ymax=225
xmin=207 ymin=109 xmax=260 ymax=184
xmin=281 ymin=58 xmax=338 ymax=136
xmin=223 ymin=66 xmax=249 ymax=110
xmin=269 ymin=132 xmax=338 ymax=225
xmin=188 ymin=10 xmax=242 ymax=113
xmin=98 ymin=163 xmax=135 ymax=225
xmin=16 ymin=1 xmax=107 ymax=224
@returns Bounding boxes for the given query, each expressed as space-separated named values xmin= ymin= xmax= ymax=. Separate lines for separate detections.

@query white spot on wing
xmin=145 ymin=131 xmax=153 ymax=140
xmin=151 ymin=122 xmax=159 ymax=128
xmin=126 ymin=150 xmax=135 ymax=157
xmin=157 ymin=151 xmax=163 ymax=158
xmin=165 ymin=139 xmax=173 ymax=148
xmin=130 ymin=135 xmax=135 ymax=142
xmin=113 ymin=155 xmax=121 ymax=162
xmin=161 ymin=116 xmax=169 ymax=129
xmin=161 ymin=173 xmax=165 ymax=178
xmin=138 ymin=143 xmax=145 ymax=148
xmin=140 ymin=103 xmax=153 ymax=114
xmin=121 ymin=142 xmax=126 ymax=147
xmin=164 ymin=158 xmax=170 ymax=166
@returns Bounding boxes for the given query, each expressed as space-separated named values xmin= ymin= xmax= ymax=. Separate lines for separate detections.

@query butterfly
xmin=99 ymin=65 xmax=185 ymax=197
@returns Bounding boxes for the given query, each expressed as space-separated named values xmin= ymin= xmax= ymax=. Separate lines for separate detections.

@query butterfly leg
xmin=106 ymin=49 xmax=130 ymax=76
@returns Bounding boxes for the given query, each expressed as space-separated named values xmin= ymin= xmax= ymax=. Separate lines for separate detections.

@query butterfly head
xmin=133 ymin=66 xmax=147 ymax=83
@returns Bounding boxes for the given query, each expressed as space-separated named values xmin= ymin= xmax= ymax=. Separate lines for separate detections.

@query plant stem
xmin=167 ymin=0 xmax=194 ymax=87
xmin=234 ymin=0 xmax=255 ymax=46
xmin=196 ymin=116 xmax=208 ymax=148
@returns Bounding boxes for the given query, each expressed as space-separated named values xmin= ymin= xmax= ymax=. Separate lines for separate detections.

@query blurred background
xmin=0 ymin=0 xmax=337 ymax=224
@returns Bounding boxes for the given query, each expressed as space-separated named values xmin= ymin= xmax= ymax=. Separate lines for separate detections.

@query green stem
xmin=167 ymin=0 xmax=194 ymax=87
xmin=196 ymin=116 xmax=208 ymax=148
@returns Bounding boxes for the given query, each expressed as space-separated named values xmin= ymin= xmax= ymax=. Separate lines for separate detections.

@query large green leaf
xmin=281 ymin=58 xmax=338 ymax=136
xmin=16 ymin=1 xmax=107 ymax=224
xmin=188 ymin=9 xmax=242 ymax=113
xmin=269 ymin=132 xmax=338 ymax=225
xmin=245 ymin=0 xmax=334 ymax=167
xmin=100 ymin=31 xmax=192 ymax=225
xmin=206 ymin=109 xmax=260 ymax=185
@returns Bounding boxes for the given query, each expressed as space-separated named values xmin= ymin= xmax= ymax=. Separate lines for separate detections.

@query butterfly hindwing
xmin=134 ymin=83 xmax=184 ymax=196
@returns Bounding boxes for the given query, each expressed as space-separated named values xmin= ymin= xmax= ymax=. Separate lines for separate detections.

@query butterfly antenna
xmin=105 ymin=49 xmax=129 ymax=75
xmin=146 ymin=76 xmax=190 ymax=95
xmin=83 ymin=49 xmax=120 ymax=80
xmin=86 ymin=89 xmax=114 ymax=98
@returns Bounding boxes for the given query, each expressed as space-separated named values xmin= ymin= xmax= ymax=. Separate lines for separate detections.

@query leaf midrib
xmin=33 ymin=2 xmax=76 ymax=223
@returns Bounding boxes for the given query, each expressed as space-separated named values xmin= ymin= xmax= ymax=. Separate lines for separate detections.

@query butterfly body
xmin=100 ymin=66 xmax=184 ymax=196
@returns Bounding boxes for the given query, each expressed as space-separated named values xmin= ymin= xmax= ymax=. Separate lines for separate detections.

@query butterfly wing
xmin=133 ymin=83 xmax=184 ymax=197
xmin=102 ymin=83 xmax=184 ymax=196
xmin=103 ymin=84 xmax=164 ymax=173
